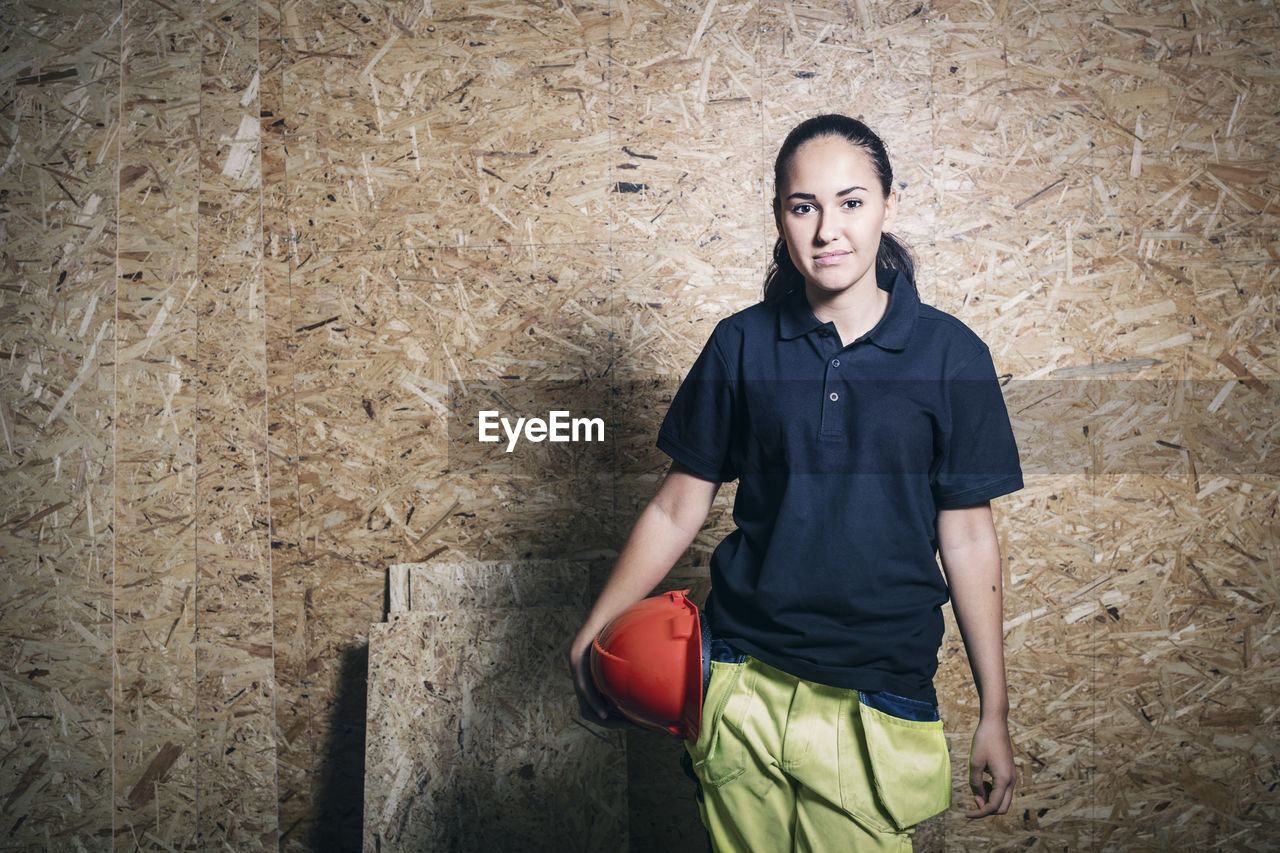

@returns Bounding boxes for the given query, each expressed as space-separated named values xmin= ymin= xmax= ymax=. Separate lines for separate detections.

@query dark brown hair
xmin=763 ymin=114 xmax=916 ymax=302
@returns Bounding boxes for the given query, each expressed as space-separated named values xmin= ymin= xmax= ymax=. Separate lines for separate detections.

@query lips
xmin=814 ymin=251 xmax=849 ymax=265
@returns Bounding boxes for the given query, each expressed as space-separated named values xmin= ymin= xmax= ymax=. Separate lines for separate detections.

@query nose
xmin=815 ymin=213 xmax=837 ymax=245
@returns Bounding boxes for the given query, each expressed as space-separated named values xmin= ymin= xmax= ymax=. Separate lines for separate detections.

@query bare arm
xmin=937 ymin=502 xmax=1016 ymax=818
xmin=570 ymin=461 xmax=720 ymax=723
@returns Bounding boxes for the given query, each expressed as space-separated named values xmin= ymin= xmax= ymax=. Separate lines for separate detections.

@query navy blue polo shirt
xmin=657 ymin=267 xmax=1022 ymax=703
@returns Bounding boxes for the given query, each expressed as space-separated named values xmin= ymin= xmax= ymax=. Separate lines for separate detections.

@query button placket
xmin=820 ymin=340 xmax=847 ymax=437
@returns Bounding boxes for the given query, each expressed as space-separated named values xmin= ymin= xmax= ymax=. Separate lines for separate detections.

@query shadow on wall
xmin=430 ymin=747 xmax=629 ymax=852
xmin=427 ymin=613 xmax=635 ymax=852
xmin=628 ymin=730 xmax=710 ymax=852
xmin=311 ymin=643 xmax=369 ymax=852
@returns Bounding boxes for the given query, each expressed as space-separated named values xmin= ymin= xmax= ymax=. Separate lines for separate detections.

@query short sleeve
xmin=931 ymin=347 xmax=1023 ymax=509
xmin=657 ymin=324 xmax=739 ymax=483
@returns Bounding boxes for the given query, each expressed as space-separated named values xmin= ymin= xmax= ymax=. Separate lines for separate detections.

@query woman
xmin=570 ymin=114 xmax=1022 ymax=851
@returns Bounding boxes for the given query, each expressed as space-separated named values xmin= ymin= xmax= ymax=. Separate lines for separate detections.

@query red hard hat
xmin=590 ymin=589 xmax=709 ymax=740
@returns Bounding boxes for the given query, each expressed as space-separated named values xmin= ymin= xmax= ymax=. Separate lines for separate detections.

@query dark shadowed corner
xmin=311 ymin=643 xmax=370 ymax=852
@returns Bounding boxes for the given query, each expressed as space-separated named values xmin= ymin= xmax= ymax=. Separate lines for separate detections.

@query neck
xmin=805 ymin=275 xmax=888 ymax=344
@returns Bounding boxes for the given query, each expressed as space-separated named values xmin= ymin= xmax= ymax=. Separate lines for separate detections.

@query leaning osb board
xmin=113 ymin=0 xmax=202 ymax=846
xmin=388 ymin=554 xmax=707 ymax=852
xmin=363 ymin=609 xmax=627 ymax=852
xmin=397 ymin=555 xmax=590 ymax=612
xmin=0 ymin=3 xmax=119 ymax=848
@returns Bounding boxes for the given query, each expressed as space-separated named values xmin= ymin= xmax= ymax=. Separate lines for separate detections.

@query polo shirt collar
xmin=777 ymin=266 xmax=918 ymax=350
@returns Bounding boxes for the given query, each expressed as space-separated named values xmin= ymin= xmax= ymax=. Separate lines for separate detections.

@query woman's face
xmin=775 ymin=135 xmax=897 ymax=299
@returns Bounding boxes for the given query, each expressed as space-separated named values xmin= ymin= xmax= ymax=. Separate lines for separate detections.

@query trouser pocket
xmin=685 ymin=658 xmax=752 ymax=787
xmin=854 ymin=693 xmax=951 ymax=830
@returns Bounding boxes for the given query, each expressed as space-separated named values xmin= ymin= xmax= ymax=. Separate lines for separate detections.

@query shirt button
xmin=831 ymin=358 xmax=840 ymax=368
xmin=829 ymin=392 xmax=839 ymax=402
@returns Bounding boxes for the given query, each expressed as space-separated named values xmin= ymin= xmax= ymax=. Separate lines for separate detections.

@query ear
xmin=882 ymin=188 xmax=899 ymax=232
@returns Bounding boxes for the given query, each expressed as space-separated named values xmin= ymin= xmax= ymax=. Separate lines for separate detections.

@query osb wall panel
xmin=194 ymin=0 xmax=278 ymax=846
xmin=608 ymin=0 xmax=764 ymax=251
xmin=258 ymin=0 xmax=317 ymax=846
xmin=931 ymin=0 xmax=1279 ymax=849
xmin=278 ymin=246 xmax=624 ymax=566
xmin=282 ymin=0 xmax=613 ymax=253
xmin=114 ymin=0 xmax=201 ymax=846
xmin=0 ymin=4 xmax=119 ymax=849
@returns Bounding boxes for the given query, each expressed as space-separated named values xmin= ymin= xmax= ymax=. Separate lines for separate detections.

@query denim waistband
xmin=858 ymin=690 xmax=940 ymax=722
xmin=709 ymin=637 xmax=748 ymax=664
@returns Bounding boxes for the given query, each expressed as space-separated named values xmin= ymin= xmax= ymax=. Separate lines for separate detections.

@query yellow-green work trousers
xmin=685 ymin=654 xmax=951 ymax=852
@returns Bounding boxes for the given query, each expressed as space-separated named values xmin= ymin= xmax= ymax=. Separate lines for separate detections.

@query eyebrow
xmin=786 ymin=186 xmax=867 ymax=201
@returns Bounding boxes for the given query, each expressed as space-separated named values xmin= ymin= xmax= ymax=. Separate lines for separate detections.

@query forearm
xmin=938 ymin=504 xmax=1009 ymax=719
xmin=571 ymin=464 xmax=717 ymax=657
xmin=939 ymin=502 xmax=1017 ymax=816
xmin=573 ymin=502 xmax=699 ymax=649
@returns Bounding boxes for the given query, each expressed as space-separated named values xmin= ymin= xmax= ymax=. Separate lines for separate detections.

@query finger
xmin=576 ymin=676 xmax=612 ymax=720
xmin=966 ymin=774 xmax=1015 ymax=819
xmin=965 ymin=773 xmax=999 ymax=819
xmin=575 ymin=690 xmax=609 ymax=721
xmin=965 ymin=794 xmax=998 ymax=819
xmin=965 ymin=784 xmax=989 ymax=818
xmin=969 ymin=764 xmax=987 ymax=801
xmin=570 ymin=655 xmax=614 ymax=721
xmin=993 ymin=769 xmax=1016 ymax=815
xmin=997 ymin=780 xmax=1015 ymax=815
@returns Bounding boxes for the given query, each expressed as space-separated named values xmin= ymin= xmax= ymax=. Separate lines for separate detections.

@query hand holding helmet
xmin=569 ymin=634 xmax=636 ymax=729
xmin=586 ymin=590 xmax=709 ymax=740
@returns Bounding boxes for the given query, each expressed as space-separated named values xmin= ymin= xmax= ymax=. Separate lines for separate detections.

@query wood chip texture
xmin=0 ymin=0 xmax=1276 ymax=851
